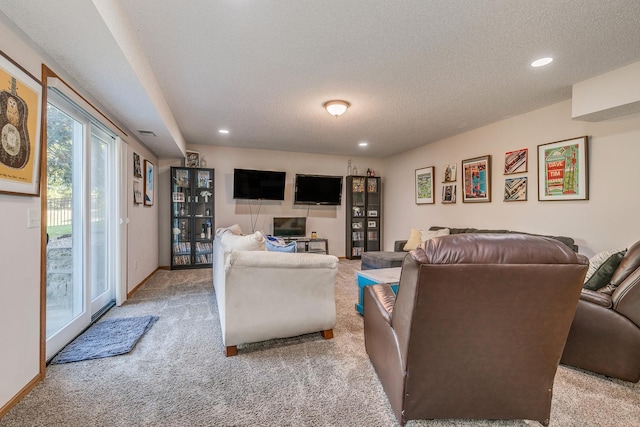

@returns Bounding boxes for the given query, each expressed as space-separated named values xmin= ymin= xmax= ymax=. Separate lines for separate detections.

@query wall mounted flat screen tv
xmin=294 ymin=174 xmax=343 ymax=205
xmin=233 ymin=168 xmax=286 ymax=200
xmin=273 ymin=217 xmax=307 ymax=238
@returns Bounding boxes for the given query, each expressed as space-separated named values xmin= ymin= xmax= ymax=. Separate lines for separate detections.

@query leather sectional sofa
xmin=361 ymin=225 xmax=578 ymax=270
xmin=561 ymin=239 xmax=640 ymax=382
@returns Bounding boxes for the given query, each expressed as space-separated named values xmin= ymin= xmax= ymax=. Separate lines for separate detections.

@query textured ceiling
xmin=1 ymin=0 xmax=640 ymax=159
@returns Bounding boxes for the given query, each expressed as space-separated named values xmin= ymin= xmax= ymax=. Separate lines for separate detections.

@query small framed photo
xmin=504 ymin=177 xmax=527 ymax=201
xmin=504 ymin=148 xmax=528 ymax=174
xmin=174 ymin=169 xmax=189 ymax=187
xmin=144 ymin=159 xmax=154 ymax=206
xmin=367 ymin=178 xmax=378 ymax=193
xmin=368 ymin=220 xmax=377 ymax=228
xmin=133 ymin=181 xmax=143 ymax=204
xmin=185 ymin=150 xmax=200 ymax=168
xmin=538 ymin=136 xmax=589 ymax=201
xmin=442 ymin=164 xmax=457 ymax=182
xmin=367 ymin=210 xmax=378 ymax=217
xmin=352 ymin=177 xmax=365 ymax=192
xmin=415 ymin=166 xmax=435 ymax=204
xmin=172 ymin=192 xmax=185 ymax=203
xmin=133 ymin=152 xmax=142 ymax=177
xmin=441 ymin=184 xmax=456 ymax=204
xmin=197 ymin=170 xmax=211 ymax=188
xmin=352 ymin=222 xmax=363 ymax=229
xmin=462 ymin=155 xmax=491 ymax=203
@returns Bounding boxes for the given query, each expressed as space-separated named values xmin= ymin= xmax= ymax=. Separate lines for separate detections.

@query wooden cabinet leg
xmin=321 ymin=329 xmax=333 ymax=340
xmin=225 ymin=345 xmax=238 ymax=357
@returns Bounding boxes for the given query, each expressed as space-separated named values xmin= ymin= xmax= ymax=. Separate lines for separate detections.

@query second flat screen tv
xmin=294 ymin=174 xmax=343 ymax=205
xmin=233 ymin=168 xmax=286 ymax=201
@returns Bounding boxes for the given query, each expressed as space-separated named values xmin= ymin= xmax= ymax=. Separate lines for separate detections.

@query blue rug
xmin=50 ymin=315 xmax=158 ymax=364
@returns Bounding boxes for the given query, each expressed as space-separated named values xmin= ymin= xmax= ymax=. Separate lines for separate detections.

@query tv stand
xmin=283 ymin=238 xmax=328 ymax=254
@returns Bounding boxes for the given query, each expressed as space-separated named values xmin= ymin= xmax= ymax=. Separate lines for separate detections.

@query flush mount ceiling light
xmin=531 ymin=57 xmax=553 ymax=67
xmin=323 ymin=100 xmax=350 ymax=117
xmin=218 ymin=129 xmax=229 ymax=134
xmin=359 ymin=142 xmax=369 ymax=147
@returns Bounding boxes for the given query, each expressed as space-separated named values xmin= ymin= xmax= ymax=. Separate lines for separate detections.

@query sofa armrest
xmin=580 ymin=289 xmax=613 ymax=308
xmin=394 ymin=240 xmax=407 ymax=252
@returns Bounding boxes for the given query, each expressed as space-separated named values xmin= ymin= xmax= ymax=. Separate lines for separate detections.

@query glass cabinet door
xmin=193 ymin=169 xmax=213 ymax=265
xmin=172 ymin=168 xmax=192 ymax=266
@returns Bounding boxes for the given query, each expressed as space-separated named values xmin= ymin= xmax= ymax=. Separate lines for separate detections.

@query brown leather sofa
xmin=364 ymin=234 xmax=588 ymax=426
xmin=360 ymin=226 xmax=578 ymax=270
xmin=561 ymin=240 xmax=640 ymax=382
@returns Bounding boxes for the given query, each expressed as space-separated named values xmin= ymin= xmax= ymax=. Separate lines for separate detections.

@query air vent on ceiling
xmin=138 ymin=130 xmax=156 ymax=137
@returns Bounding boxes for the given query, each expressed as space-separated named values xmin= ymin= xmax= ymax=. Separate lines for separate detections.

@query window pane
xmin=46 ymin=104 xmax=83 ymax=338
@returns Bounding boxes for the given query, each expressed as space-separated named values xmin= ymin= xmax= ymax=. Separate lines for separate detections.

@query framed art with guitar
xmin=0 ymin=50 xmax=43 ymax=196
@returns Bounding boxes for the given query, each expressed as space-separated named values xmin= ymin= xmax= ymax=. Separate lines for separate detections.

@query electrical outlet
xmin=28 ymin=209 xmax=40 ymax=228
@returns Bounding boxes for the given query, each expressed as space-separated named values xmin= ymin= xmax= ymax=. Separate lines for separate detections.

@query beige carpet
xmin=1 ymin=259 xmax=639 ymax=426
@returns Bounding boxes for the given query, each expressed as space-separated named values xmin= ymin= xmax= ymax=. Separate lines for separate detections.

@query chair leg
xmin=225 ymin=345 xmax=238 ymax=357
xmin=321 ymin=329 xmax=333 ymax=339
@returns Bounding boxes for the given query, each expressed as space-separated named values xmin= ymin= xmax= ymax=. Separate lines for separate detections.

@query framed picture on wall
xmin=504 ymin=177 xmax=527 ymax=201
xmin=133 ymin=181 xmax=143 ymax=204
xmin=0 ymin=50 xmax=44 ymax=196
xmin=185 ymin=150 xmax=200 ymax=168
xmin=537 ymin=136 xmax=589 ymax=201
xmin=144 ymin=159 xmax=154 ymax=206
xmin=504 ymin=148 xmax=528 ymax=174
xmin=415 ymin=166 xmax=435 ymax=204
xmin=442 ymin=164 xmax=456 ymax=182
xmin=442 ymin=184 xmax=456 ymax=204
xmin=462 ymin=155 xmax=491 ymax=203
xmin=133 ymin=152 xmax=142 ymax=177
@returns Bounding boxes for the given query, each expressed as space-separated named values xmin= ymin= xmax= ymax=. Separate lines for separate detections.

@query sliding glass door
xmin=45 ymin=93 xmax=117 ymax=360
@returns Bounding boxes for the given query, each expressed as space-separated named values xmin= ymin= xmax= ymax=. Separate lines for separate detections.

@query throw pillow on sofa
xmin=583 ymin=249 xmax=627 ymax=291
xmin=420 ymin=228 xmax=450 ymax=245
xmin=403 ymin=229 xmax=423 ymax=251
xmin=584 ymin=248 xmax=625 ymax=281
xmin=220 ymin=230 xmax=267 ymax=251
xmin=216 ymin=223 xmax=243 ymax=236
xmin=403 ymin=228 xmax=451 ymax=251
xmin=265 ymin=235 xmax=297 ymax=253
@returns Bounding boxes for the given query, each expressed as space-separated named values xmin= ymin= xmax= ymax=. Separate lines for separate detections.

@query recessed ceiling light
xmin=219 ymin=129 xmax=229 ymax=134
xmin=359 ymin=142 xmax=368 ymax=147
xmin=531 ymin=57 xmax=553 ymax=67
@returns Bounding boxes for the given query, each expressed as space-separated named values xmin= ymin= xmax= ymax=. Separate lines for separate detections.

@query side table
xmin=355 ymin=267 xmax=401 ymax=315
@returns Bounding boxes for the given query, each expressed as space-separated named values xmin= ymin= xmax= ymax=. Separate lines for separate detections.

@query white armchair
xmin=213 ymin=226 xmax=338 ymax=356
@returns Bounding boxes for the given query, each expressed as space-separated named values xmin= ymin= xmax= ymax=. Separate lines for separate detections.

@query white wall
xmin=126 ymin=142 xmax=159 ymax=292
xmin=157 ymin=145 xmax=384 ymax=264
xmin=384 ymin=99 xmax=640 ymax=257
xmin=0 ymin=14 xmax=49 ymax=411
xmin=0 ymin=15 xmax=160 ymax=412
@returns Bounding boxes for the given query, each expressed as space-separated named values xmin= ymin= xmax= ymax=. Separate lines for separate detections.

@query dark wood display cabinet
xmin=345 ymin=176 xmax=381 ymax=259
xmin=170 ymin=167 xmax=215 ymax=269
